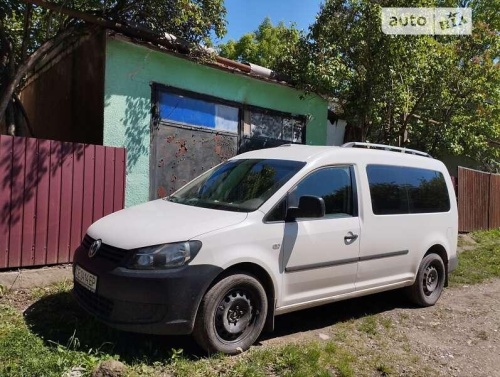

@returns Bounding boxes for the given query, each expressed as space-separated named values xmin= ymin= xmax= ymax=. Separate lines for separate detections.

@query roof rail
xmin=341 ymin=142 xmax=432 ymax=158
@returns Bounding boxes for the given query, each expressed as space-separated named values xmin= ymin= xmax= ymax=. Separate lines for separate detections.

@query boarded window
xmin=247 ymin=111 xmax=305 ymax=143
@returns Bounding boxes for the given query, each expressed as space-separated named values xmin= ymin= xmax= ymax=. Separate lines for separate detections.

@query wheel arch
xmin=204 ymin=262 xmax=276 ymax=333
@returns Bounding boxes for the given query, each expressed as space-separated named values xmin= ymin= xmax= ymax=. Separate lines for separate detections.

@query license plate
xmin=75 ymin=265 xmax=98 ymax=293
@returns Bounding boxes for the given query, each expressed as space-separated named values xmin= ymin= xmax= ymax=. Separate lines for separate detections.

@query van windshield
xmin=167 ymin=159 xmax=305 ymax=212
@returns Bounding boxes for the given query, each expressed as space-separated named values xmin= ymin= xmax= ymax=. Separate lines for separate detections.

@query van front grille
xmin=82 ymin=235 xmax=126 ymax=263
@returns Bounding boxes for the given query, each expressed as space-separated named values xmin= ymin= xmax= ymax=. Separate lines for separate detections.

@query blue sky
xmin=218 ymin=0 xmax=324 ymax=43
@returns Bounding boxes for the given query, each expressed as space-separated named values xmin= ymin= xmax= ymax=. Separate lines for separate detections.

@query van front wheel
xmin=193 ymin=273 xmax=268 ymax=354
xmin=408 ymin=254 xmax=446 ymax=307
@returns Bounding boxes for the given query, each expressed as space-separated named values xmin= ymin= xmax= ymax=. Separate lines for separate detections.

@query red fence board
xmin=82 ymin=145 xmax=96 ymax=239
xmin=9 ymin=137 xmax=26 ymax=268
xmin=70 ymin=143 xmax=85 ymax=257
xmin=103 ymin=147 xmax=115 ymax=217
xmin=490 ymin=174 xmax=500 ymax=229
xmin=21 ymin=137 xmax=38 ymax=266
xmin=34 ymin=139 xmax=51 ymax=266
xmin=59 ymin=142 xmax=74 ymax=263
xmin=46 ymin=140 xmax=62 ymax=265
xmin=0 ymin=136 xmax=12 ymax=269
xmin=93 ymin=145 xmax=106 ymax=222
xmin=0 ymin=135 xmax=126 ymax=270
xmin=113 ymin=148 xmax=126 ymax=212
xmin=458 ymin=167 xmax=500 ymax=232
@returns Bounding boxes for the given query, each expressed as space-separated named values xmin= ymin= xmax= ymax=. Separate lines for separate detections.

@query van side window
xmin=265 ymin=166 xmax=357 ymax=222
xmin=291 ymin=166 xmax=356 ymax=218
xmin=367 ymin=165 xmax=450 ymax=215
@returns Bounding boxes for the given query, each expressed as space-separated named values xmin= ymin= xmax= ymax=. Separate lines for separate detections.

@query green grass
xmin=0 ymin=229 xmax=498 ymax=376
xmin=357 ymin=315 xmax=378 ymax=336
xmin=0 ymin=285 xmax=108 ymax=377
xmin=450 ymin=229 xmax=500 ymax=285
xmin=0 ymin=281 xmax=436 ymax=377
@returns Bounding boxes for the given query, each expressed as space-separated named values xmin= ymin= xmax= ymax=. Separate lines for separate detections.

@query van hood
xmin=86 ymin=199 xmax=248 ymax=249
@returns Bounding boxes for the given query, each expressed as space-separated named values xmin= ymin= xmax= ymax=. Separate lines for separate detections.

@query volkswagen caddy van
xmin=73 ymin=142 xmax=458 ymax=354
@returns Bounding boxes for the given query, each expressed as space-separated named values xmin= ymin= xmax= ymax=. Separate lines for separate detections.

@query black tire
xmin=408 ymin=253 xmax=446 ymax=307
xmin=193 ymin=273 xmax=268 ymax=355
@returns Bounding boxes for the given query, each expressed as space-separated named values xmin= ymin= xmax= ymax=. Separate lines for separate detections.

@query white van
xmin=73 ymin=142 xmax=458 ymax=354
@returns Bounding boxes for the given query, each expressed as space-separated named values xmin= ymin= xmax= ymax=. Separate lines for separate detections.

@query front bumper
xmin=72 ymin=243 xmax=222 ymax=335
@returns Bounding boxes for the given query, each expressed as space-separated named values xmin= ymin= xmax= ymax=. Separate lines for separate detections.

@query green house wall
xmin=103 ymin=37 xmax=328 ymax=207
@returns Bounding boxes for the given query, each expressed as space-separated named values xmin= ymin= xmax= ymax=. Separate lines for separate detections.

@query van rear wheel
xmin=193 ymin=273 xmax=267 ymax=354
xmin=408 ymin=254 xmax=445 ymax=307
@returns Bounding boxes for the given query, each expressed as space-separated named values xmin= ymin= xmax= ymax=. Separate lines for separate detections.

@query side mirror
xmin=286 ymin=195 xmax=326 ymax=221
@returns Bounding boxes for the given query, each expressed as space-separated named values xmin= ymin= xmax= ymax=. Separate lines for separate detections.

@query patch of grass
xmin=0 ymin=282 xmax=179 ymax=376
xmin=0 ymin=302 xmax=107 ymax=377
xmin=0 ymin=280 xmax=443 ymax=377
xmin=450 ymin=229 xmax=500 ymax=285
xmin=357 ymin=315 xmax=378 ymax=337
xmin=471 ymin=229 xmax=500 ymax=244
xmin=2 ymin=262 xmax=462 ymax=377
xmin=375 ymin=362 xmax=394 ymax=376
xmin=0 ymin=284 xmax=6 ymax=297
xmin=379 ymin=317 xmax=393 ymax=330
xmin=398 ymin=312 xmax=410 ymax=321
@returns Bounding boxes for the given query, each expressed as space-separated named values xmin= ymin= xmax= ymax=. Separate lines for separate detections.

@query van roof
xmin=233 ymin=144 xmax=439 ymax=167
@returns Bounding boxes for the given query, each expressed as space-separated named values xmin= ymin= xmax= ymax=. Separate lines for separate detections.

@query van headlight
xmin=127 ymin=241 xmax=202 ymax=269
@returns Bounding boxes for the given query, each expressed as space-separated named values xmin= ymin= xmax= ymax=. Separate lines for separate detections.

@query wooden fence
xmin=0 ymin=135 xmax=126 ymax=269
xmin=458 ymin=166 xmax=500 ymax=232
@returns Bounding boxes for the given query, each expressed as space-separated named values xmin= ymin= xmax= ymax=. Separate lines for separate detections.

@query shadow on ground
xmin=261 ymin=289 xmax=413 ymax=341
xmin=24 ymin=288 xmax=414 ymax=361
xmin=23 ymin=291 xmax=204 ymax=363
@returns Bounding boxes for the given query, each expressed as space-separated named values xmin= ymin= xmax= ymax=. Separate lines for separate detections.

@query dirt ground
xmin=257 ymin=235 xmax=500 ymax=377
xmin=396 ymin=280 xmax=500 ymax=377
xmin=261 ymin=279 xmax=500 ymax=377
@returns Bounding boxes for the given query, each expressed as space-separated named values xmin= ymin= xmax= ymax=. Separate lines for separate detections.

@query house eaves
xmin=24 ymin=0 xmax=293 ymax=89
xmin=107 ymin=32 xmax=292 ymax=89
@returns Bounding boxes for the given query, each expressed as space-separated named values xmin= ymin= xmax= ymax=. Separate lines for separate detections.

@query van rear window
xmin=367 ymin=165 xmax=450 ymax=215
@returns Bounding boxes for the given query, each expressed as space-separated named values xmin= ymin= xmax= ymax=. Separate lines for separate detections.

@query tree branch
xmin=21 ymin=3 xmax=33 ymax=61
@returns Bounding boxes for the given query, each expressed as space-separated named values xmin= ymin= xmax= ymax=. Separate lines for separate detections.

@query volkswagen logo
xmin=88 ymin=239 xmax=102 ymax=258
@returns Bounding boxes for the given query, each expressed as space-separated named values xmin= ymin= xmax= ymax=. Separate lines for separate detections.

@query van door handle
xmin=344 ymin=232 xmax=358 ymax=242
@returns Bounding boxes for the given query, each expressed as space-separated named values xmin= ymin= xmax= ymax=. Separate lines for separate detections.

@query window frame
xmin=264 ymin=165 xmax=358 ymax=223
xmin=366 ymin=164 xmax=451 ymax=216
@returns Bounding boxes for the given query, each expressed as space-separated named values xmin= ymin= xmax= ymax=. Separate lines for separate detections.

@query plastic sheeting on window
xmin=158 ymin=92 xmax=239 ymax=133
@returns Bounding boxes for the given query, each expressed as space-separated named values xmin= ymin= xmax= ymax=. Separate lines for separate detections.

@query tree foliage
xmin=0 ymin=0 xmax=227 ymax=135
xmin=217 ymin=2 xmax=499 ymax=170
xmin=282 ymin=0 xmax=499 ymax=170
xmin=218 ymin=17 xmax=301 ymax=70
